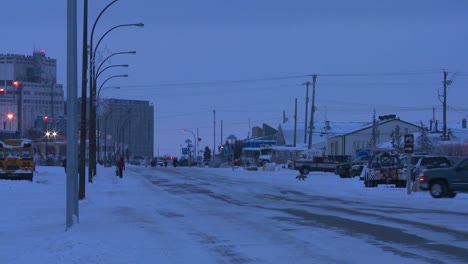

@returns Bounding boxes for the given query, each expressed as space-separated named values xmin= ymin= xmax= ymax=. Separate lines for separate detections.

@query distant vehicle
xmin=364 ymin=152 xmax=406 ymax=187
xmin=130 ymin=156 xmax=146 ymax=166
xmin=157 ymin=160 xmax=164 ymax=167
xmin=419 ymin=158 xmax=468 ymax=198
xmin=241 ymin=146 xmax=273 ymax=166
xmin=335 ymin=155 xmax=371 ymax=178
xmin=258 ymin=146 xmax=272 ymax=165
xmin=0 ymin=139 xmax=35 ymax=181
xmin=293 ymin=156 xmax=348 ymax=175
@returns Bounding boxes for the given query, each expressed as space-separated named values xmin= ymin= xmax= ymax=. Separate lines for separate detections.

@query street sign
xmin=404 ymin=134 xmax=414 ymax=154
xmin=224 ymin=146 xmax=231 ymax=155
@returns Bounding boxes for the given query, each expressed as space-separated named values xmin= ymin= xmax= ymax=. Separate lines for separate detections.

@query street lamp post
xmin=227 ymin=135 xmax=237 ymax=171
xmin=183 ymin=129 xmax=198 ymax=167
xmin=89 ymin=16 xmax=143 ymax=179
xmin=185 ymin=139 xmax=193 ymax=167
xmin=7 ymin=113 xmax=13 ymax=130
xmin=83 ymin=0 xmax=120 ymax=184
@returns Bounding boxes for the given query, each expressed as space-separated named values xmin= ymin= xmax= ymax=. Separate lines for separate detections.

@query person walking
xmin=116 ymin=156 xmax=125 ymax=178
xmin=62 ymin=158 xmax=67 ymax=173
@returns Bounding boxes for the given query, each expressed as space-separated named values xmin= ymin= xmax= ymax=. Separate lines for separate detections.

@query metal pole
xmin=66 ymin=0 xmax=79 ymax=229
xmin=88 ymin=0 xmax=121 ymax=181
xmin=406 ymin=154 xmax=412 ymax=194
xmin=213 ymin=110 xmax=216 ymax=159
xmin=302 ymin=81 xmax=310 ymax=144
xmin=79 ymin=0 xmax=87 ymax=198
xmin=308 ymin=74 xmax=317 ymax=149
xmin=442 ymin=71 xmax=448 ymax=141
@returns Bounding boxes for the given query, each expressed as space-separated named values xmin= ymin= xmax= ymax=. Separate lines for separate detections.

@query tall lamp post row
xmin=86 ymin=2 xmax=143 ymax=180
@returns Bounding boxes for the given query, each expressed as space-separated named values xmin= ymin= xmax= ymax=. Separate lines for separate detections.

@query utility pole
xmin=220 ymin=120 xmax=223 ymax=147
xmin=213 ymin=110 xmax=216 ymax=159
xmin=442 ymin=71 xmax=448 ymax=141
xmin=79 ymin=0 xmax=88 ymax=198
xmin=308 ymin=74 xmax=317 ymax=149
xmin=294 ymin=98 xmax=297 ymax=147
xmin=66 ymin=0 xmax=79 ymax=229
xmin=302 ymin=81 xmax=310 ymax=144
xmin=371 ymin=109 xmax=377 ymax=148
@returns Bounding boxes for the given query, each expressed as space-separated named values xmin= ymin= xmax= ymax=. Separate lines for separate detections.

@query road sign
xmin=224 ymin=146 xmax=231 ymax=155
xmin=404 ymin=134 xmax=414 ymax=154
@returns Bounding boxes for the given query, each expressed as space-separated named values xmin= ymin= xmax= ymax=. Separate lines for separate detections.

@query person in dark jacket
xmin=62 ymin=158 xmax=67 ymax=173
xmin=116 ymin=156 xmax=125 ymax=178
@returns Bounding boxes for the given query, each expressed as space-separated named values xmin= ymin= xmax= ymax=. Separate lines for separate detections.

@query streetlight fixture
xmin=227 ymin=135 xmax=237 ymax=171
xmin=96 ymin=64 xmax=128 ymax=80
xmin=96 ymin=51 xmax=136 ymax=75
xmin=7 ymin=113 xmax=14 ymax=130
xmin=183 ymin=129 xmax=198 ymax=167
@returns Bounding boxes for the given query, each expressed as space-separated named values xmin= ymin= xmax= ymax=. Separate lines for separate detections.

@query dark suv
xmin=412 ymin=156 xmax=452 ymax=180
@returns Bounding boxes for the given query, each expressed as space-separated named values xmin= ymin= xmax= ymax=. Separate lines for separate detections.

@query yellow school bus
xmin=0 ymin=139 xmax=35 ymax=181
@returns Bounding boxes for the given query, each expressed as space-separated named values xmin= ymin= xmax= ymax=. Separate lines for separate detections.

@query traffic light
xmin=0 ymin=88 xmax=4 ymax=95
xmin=13 ymin=81 xmax=20 ymax=88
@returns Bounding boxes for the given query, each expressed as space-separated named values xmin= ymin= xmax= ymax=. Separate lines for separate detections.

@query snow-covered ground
xmin=1 ymin=164 xmax=467 ymax=264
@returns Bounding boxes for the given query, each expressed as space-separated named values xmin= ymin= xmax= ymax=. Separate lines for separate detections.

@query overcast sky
xmin=2 ymin=0 xmax=468 ymax=157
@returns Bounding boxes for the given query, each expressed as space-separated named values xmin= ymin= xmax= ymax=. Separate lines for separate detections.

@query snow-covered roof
xmin=279 ymin=121 xmax=368 ymax=146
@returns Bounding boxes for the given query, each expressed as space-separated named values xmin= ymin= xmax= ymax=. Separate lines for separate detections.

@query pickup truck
xmin=418 ymin=157 xmax=468 ymax=198
xmin=294 ymin=156 xmax=341 ymax=175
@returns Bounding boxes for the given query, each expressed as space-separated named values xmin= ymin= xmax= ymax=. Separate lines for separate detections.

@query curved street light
xmin=96 ymin=51 xmax=136 ymax=75
xmin=88 ymin=23 xmax=143 ymax=179
xmin=84 ymin=0 xmax=119 ymax=182
xmin=96 ymin=64 xmax=128 ymax=80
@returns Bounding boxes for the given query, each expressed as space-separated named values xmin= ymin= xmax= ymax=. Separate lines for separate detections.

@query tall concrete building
xmin=0 ymin=50 xmax=64 ymax=138
xmin=96 ymin=98 xmax=154 ymax=162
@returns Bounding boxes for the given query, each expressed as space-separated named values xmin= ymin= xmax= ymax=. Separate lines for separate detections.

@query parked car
xmin=419 ymin=157 xmax=468 ymax=198
xmin=334 ymin=155 xmax=371 ymax=178
xmin=412 ymin=156 xmax=452 ymax=180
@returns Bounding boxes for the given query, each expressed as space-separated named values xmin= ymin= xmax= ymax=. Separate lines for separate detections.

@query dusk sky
xmin=2 ymin=0 xmax=467 ymax=157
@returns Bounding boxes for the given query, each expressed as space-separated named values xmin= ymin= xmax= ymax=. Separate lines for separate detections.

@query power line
xmin=115 ymin=70 xmax=443 ymax=89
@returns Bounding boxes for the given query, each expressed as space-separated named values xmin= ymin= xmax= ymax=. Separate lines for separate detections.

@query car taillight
xmin=419 ymin=176 xmax=425 ymax=182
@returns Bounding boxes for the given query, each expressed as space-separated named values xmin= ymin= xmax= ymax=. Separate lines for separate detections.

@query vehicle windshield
xmin=420 ymin=157 xmax=451 ymax=167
